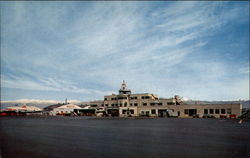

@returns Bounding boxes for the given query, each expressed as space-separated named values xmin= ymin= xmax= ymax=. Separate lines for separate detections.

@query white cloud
xmin=1 ymin=1 xmax=249 ymax=101
xmin=239 ymin=65 xmax=250 ymax=74
xmin=1 ymin=75 xmax=115 ymax=97
xmin=0 ymin=99 xmax=82 ymax=107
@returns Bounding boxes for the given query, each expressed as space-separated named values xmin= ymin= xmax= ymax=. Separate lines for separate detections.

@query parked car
xmin=139 ymin=113 xmax=149 ymax=117
xmin=192 ymin=114 xmax=199 ymax=118
xmin=219 ymin=115 xmax=227 ymax=118
xmin=202 ymin=114 xmax=215 ymax=118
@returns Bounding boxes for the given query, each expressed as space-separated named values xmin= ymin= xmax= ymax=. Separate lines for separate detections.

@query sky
xmin=0 ymin=1 xmax=249 ymax=102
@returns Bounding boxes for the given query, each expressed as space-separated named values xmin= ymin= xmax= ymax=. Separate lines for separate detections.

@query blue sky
xmin=1 ymin=1 xmax=249 ymax=102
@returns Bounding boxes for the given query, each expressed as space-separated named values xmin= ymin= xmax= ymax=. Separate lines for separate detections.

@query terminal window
xmin=215 ymin=109 xmax=220 ymax=114
xmin=209 ymin=109 xmax=214 ymax=114
xmin=221 ymin=109 xmax=226 ymax=114
xmin=167 ymin=102 xmax=175 ymax=105
xmin=130 ymin=97 xmax=138 ymax=99
xmin=151 ymin=109 xmax=156 ymax=114
xmin=204 ymin=109 xmax=208 ymax=114
xmin=118 ymin=97 xmax=127 ymax=100
xmin=130 ymin=110 xmax=134 ymax=114
xmin=227 ymin=108 xmax=232 ymax=114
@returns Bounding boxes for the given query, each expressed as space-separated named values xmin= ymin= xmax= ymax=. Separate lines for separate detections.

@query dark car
xmin=202 ymin=114 xmax=215 ymax=118
xmin=192 ymin=114 xmax=199 ymax=118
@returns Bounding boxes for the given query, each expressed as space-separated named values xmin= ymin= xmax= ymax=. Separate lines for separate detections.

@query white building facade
xmin=51 ymin=104 xmax=82 ymax=116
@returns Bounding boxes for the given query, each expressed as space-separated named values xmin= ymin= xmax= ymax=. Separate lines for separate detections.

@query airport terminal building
xmin=82 ymin=81 xmax=242 ymax=118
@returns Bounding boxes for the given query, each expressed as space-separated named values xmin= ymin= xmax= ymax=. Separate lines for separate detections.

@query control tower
xmin=118 ymin=80 xmax=131 ymax=95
